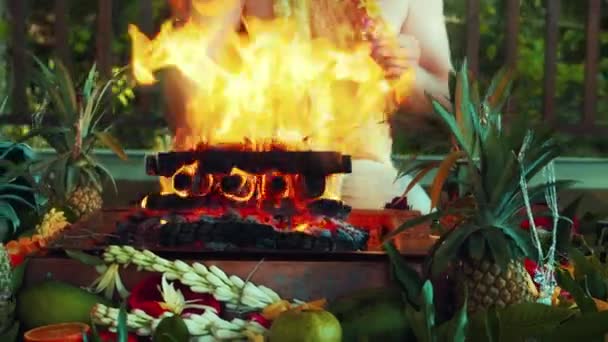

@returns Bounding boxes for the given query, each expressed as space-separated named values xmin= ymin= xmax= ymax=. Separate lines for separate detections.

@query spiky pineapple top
xmin=27 ymin=59 xmax=127 ymax=204
xmin=388 ymin=61 xmax=568 ymax=276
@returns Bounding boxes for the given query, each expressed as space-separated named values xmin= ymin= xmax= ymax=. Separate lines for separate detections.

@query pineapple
xmin=27 ymin=59 xmax=127 ymax=219
xmin=389 ymin=61 xmax=569 ymax=314
xmin=0 ymin=244 xmax=15 ymax=335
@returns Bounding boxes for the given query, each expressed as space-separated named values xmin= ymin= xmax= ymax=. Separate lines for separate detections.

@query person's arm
xmin=399 ymin=0 xmax=452 ymax=113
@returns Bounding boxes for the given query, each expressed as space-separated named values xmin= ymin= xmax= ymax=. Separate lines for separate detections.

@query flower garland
xmin=5 ymin=208 xmax=70 ymax=267
xmin=101 ymin=245 xmax=283 ymax=309
xmin=91 ymin=245 xmax=325 ymax=339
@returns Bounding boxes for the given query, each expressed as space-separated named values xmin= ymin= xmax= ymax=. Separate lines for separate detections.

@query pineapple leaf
xmin=54 ymin=61 xmax=78 ymax=119
xmin=430 ymin=223 xmax=481 ymax=276
xmin=430 ymin=98 xmax=473 ymax=158
xmin=94 ymin=132 xmax=128 ymax=161
xmin=467 ymin=232 xmax=486 ymax=262
xmin=383 ymin=242 xmax=423 ymax=308
xmin=483 ymin=228 xmax=511 ymax=267
xmin=401 ymin=161 xmax=440 ymax=198
xmin=31 ymin=56 xmax=74 ymax=123
xmin=493 ymin=222 xmax=536 ymax=260
xmin=430 ymin=150 xmax=465 ymax=211
xmin=0 ymin=201 xmax=19 ymax=233
xmin=488 ymin=151 xmax=517 ymax=208
xmin=83 ymin=63 xmax=98 ymax=101
xmin=66 ymin=164 xmax=80 ymax=196
xmin=484 ymin=66 xmax=515 ymax=114
xmin=383 ymin=210 xmax=445 ymax=242
xmin=555 ymin=268 xmax=597 ymax=314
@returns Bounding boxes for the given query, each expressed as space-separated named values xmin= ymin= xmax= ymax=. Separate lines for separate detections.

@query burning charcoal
xmin=173 ymin=171 xmax=193 ymax=192
xmin=301 ymin=175 xmax=326 ymax=198
xmin=312 ymin=236 xmax=334 ymax=252
xmin=220 ymin=175 xmax=243 ymax=193
xmin=336 ymin=224 xmax=369 ymax=251
xmin=268 ymin=176 xmax=288 ymax=194
xmin=307 ymin=199 xmax=351 ymax=219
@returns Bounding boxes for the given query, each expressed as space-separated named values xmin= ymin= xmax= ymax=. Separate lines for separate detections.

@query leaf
xmin=420 ymin=281 xmax=435 ymax=341
xmin=383 ymin=210 xmax=445 ymax=242
xmin=430 ymin=224 xmax=480 ymax=276
xmin=94 ymin=132 xmax=128 ymax=161
xmin=383 ymin=242 xmax=423 ymax=308
xmin=429 ymin=150 xmax=466 ymax=210
xmin=88 ymin=323 xmax=102 ymax=342
xmin=555 ymin=268 xmax=597 ymax=313
xmin=117 ymin=304 xmax=128 ymax=342
xmin=485 ymin=66 xmax=514 ymax=113
xmin=11 ymin=258 xmax=29 ymax=293
xmin=568 ymin=248 xmax=607 ymax=299
xmin=494 ymin=223 xmax=536 ymax=260
xmin=153 ymin=315 xmax=190 ymax=342
xmin=405 ymin=305 xmax=429 ymax=342
xmin=483 ymin=229 xmax=510 ymax=268
xmin=547 ymin=310 xmax=608 ymax=342
xmin=402 ymin=162 xmax=440 ymax=198
xmin=437 ymin=295 xmax=468 ymax=341
xmin=0 ymin=202 xmax=19 ymax=234
xmin=467 ymin=232 xmax=486 ymax=262
xmin=65 ymin=249 xmax=104 ymax=266
xmin=430 ymin=98 xmax=473 ymax=158
xmin=497 ymin=302 xmax=574 ymax=340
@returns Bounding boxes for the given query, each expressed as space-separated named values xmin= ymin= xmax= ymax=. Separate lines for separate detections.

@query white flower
xmin=158 ymin=275 xmax=219 ymax=315
xmin=88 ymin=264 xmax=130 ymax=299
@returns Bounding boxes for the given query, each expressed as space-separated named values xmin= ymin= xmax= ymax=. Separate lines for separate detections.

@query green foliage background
xmin=1 ymin=0 xmax=607 ymax=155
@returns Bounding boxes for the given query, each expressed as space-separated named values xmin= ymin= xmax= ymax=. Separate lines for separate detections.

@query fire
xmin=131 ymin=2 xmax=413 ymax=226
xmin=129 ymin=7 xmax=411 ymax=157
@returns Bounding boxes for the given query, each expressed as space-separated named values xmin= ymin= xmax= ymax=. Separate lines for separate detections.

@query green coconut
xmin=269 ymin=309 xmax=342 ymax=342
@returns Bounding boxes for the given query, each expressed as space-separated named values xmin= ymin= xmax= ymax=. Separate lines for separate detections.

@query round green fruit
xmin=17 ymin=280 xmax=112 ymax=330
xmin=269 ymin=309 xmax=342 ymax=342
xmin=329 ymin=287 xmax=412 ymax=342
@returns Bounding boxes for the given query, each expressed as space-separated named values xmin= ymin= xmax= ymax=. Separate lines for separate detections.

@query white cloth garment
xmin=340 ymin=159 xmax=432 ymax=214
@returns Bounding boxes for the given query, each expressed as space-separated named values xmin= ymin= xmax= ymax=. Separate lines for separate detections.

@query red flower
xmin=248 ymin=312 xmax=272 ymax=329
xmin=519 ymin=205 xmax=580 ymax=235
xmin=9 ymin=253 xmax=24 ymax=268
xmin=97 ymin=330 xmax=138 ymax=342
xmin=128 ymin=275 xmax=221 ymax=318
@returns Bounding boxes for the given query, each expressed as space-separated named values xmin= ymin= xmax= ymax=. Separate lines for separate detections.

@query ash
xmin=111 ymin=210 xmax=369 ymax=252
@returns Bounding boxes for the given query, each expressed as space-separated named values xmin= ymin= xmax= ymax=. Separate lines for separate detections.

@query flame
xmin=129 ymin=5 xmax=411 ymax=159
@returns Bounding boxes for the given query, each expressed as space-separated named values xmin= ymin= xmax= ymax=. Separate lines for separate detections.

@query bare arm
xmin=399 ymin=0 xmax=452 ymax=113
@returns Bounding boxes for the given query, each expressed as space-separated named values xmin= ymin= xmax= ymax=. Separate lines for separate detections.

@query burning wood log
xmin=145 ymin=150 xmax=352 ymax=177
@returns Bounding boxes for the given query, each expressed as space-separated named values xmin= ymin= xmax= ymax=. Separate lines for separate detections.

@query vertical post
xmin=582 ymin=0 xmax=600 ymax=129
xmin=542 ymin=0 xmax=560 ymax=125
xmin=465 ymin=0 xmax=480 ymax=77
xmin=96 ymin=0 xmax=113 ymax=78
xmin=504 ymin=0 xmax=520 ymax=68
xmin=7 ymin=0 xmax=27 ymax=115
xmin=54 ymin=0 xmax=72 ymax=73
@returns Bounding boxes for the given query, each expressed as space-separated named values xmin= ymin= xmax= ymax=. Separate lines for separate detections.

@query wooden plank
xmin=465 ymin=0 xmax=480 ymax=76
xmin=96 ymin=0 xmax=113 ymax=78
xmin=542 ymin=0 xmax=560 ymax=124
xmin=583 ymin=0 xmax=601 ymax=128
xmin=54 ymin=0 xmax=72 ymax=73
xmin=7 ymin=0 xmax=27 ymax=115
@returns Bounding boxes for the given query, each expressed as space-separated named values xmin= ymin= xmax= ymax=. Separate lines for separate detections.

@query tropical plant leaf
xmin=383 ymin=210 xmax=445 ymax=242
xmin=429 ymin=150 xmax=466 ymax=211
xmin=493 ymin=222 xmax=536 ymax=259
xmin=152 ymin=315 xmax=190 ymax=342
xmin=117 ymin=303 xmax=128 ymax=342
xmin=555 ymin=268 xmax=597 ymax=313
xmin=383 ymin=242 xmax=423 ymax=308
xmin=497 ymin=302 xmax=574 ymax=341
xmin=568 ymin=248 xmax=607 ymax=299
xmin=547 ymin=310 xmax=608 ymax=342
xmin=420 ymin=281 xmax=435 ymax=341
xmin=94 ymin=132 xmax=128 ymax=161
xmin=467 ymin=232 xmax=486 ymax=262
xmin=437 ymin=294 xmax=468 ymax=342
xmin=485 ymin=66 xmax=515 ymax=113
xmin=430 ymin=224 xmax=481 ymax=276
xmin=483 ymin=229 xmax=510 ymax=268
xmin=0 ymin=201 xmax=19 ymax=234
xmin=65 ymin=249 xmax=104 ymax=267
xmin=430 ymin=98 xmax=473 ymax=158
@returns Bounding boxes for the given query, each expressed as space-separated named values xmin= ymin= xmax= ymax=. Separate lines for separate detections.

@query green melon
xmin=17 ymin=280 xmax=113 ymax=330
xmin=269 ymin=309 xmax=342 ymax=342
xmin=328 ymin=287 xmax=413 ymax=341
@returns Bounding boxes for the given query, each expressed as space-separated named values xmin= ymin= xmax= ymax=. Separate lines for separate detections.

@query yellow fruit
xmin=67 ymin=186 xmax=102 ymax=218
xmin=460 ymin=260 xmax=536 ymax=314
xmin=17 ymin=280 xmax=112 ymax=329
xmin=269 ymin=309 xmax=341 ymax=342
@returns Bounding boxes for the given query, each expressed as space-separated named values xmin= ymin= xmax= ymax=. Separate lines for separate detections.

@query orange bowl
xmin=24 ymin=322 xmax=90 ymax=342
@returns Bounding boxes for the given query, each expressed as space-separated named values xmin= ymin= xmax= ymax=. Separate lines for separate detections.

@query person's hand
xmin=371 ymin=33 xmax=421 ymax=80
